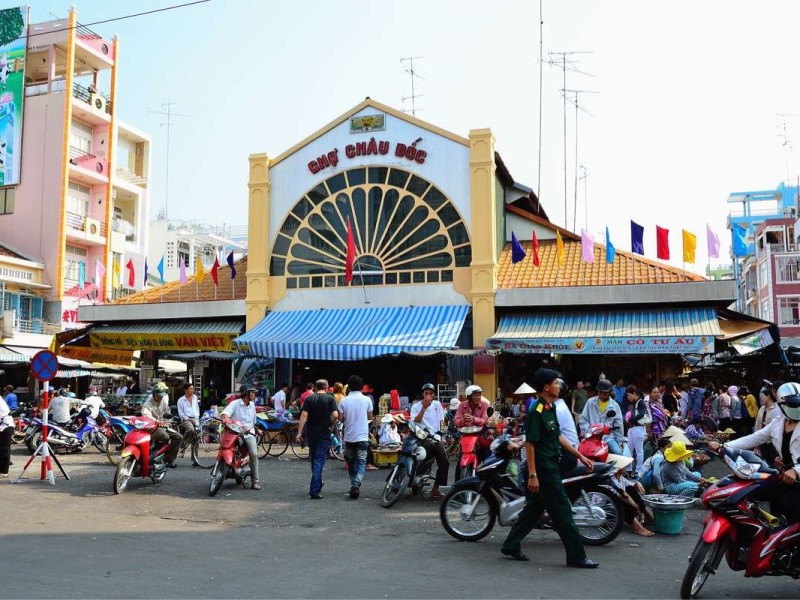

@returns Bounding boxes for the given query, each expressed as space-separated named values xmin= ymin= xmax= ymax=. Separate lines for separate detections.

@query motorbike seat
xmin=562 ymin=461 xmax=615 ymax=479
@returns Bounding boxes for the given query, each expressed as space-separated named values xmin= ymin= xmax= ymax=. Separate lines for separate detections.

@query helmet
xmin=465 ymin=384 xmax=482 ymax=397
xmin=66 ymin=392 xmax=76 ymax=398
xmin=777 ymin=382 xmax=800 ymax=421
xmin=240 ymin=385 xmax=257 ymax=396
xmin=152 ymin=382 xmax=168 ymax=396
xmin=57 ymin=388 xmax=68 ymax=397
xmin=421 ymin=383 xmax=436 ymax=393
xmin=596 ymin=379 xmax=613 ymax=393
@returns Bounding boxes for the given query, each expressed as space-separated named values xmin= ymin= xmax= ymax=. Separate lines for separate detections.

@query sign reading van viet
xmin=58 ymin=345 xmax=134 ymax=366
xmin=0 ymin=6 xmax=28 ymax=186
xmin=90 ymin=331 xmax=236 ymax=352
xmin=486 ymin=336 xmax=715 ymax=355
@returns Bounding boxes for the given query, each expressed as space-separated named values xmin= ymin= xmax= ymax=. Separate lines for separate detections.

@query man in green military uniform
xmin=501 ymin=368 xmax=599 ymax=568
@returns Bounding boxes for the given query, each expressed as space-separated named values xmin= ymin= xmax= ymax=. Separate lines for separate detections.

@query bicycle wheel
xmin=256 ymin=427 xmax=271 ymax=459
xmin=191 ymin=435 xmax=216 ymax=469
xmin=267 ymin=429 xmax=289 ymax=457
xmin=290 ymin=427 xmax=310 ymax=459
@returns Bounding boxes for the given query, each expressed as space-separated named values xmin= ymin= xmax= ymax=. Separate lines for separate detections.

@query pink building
xmin=0 ymin=7 xmax=151 ymax=331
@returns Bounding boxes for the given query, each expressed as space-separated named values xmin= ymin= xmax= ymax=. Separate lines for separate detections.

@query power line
xmin=27 ymin=1 xmax=211 ymax=40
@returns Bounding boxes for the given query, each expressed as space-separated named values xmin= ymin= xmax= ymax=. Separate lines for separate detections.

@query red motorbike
xmin=112 ymin=416 xmax=172 ymax=494
xmin=208 ymin=418 xmax=253 ymax=496
xmin=680 ymin=447 xmax=800 ymax=599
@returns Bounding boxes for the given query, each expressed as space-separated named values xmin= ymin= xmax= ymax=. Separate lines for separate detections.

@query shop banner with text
xmin=58 ymin=345 xmax=134 ymax=366
xmin=90 ymin=331 xmax=236 ymax=352
xmin=487 ymin=335 xmax=715 ymax=355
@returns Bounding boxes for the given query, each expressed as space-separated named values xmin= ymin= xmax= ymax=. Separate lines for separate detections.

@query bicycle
xmin=255 ymin=418 xmax=290 ymax=458
xmin=178 ymin=419 xmax=216 ymax=469
xmin=329 ymin=420 xmax=345 ymax=461
xmin=290 ymin=425 xmax=310 ymax=459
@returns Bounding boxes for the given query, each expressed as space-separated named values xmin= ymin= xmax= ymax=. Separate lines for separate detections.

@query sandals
xmin=251 ymin=482 xmax=262 ymax=490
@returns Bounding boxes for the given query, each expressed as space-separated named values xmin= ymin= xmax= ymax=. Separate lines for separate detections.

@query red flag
xmin=656 ymin=226 xmax=670 ymax=260
xmin=211 ymin=257 xmax=220 ymax=286
xmin=125 ymin=259 xmax=135 ymax=287
xmin=532 ymin=230 xmax=540 ymax=267
xmin=345 ymin=218 xmax=356 ymax=285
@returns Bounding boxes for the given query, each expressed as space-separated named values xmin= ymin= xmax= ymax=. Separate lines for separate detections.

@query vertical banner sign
xmin=0 ymin=6 xmax=27 ymax=186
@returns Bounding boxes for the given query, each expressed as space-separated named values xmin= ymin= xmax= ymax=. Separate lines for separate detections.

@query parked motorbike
xmin=680 ymin=447 xmax=800 ymax=599
xmin=74 ymin=414 xmax=108 ymax=453
xmin=208 ymin=418 xmax=254 ymax=497
xmin=440 ymin=438 xmax=623 ymax=545
xmin=380 ymin=421 xmax=440 ymax=508
xmin=24 ymin=418 xmax=86 ymax=454
xmin=12 ymin=414 xmax=30 ymax=444
xmin=112 ymin=417 xmax=172 ymax=494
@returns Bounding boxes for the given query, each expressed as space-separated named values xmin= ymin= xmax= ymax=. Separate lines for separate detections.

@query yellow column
xmin=103 ymin=34 xmax=120 ymax=298
xmin=469 ymin=128 xmax=498 ymax=402
xmin=55 ymin=7 xmax=77 ymax=299
xmin=246 ymin=153 xmax=271 ymax=330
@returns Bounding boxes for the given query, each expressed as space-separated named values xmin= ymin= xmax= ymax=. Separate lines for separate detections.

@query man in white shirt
xmin=272 ymin=383 xmax=289 ymax=414
xmin=221 ymin=386 xmax=261 ymax=490
xmin=141 ymin=382 xmax=181 ymax=467
xmin=339 ymin=374 xmax=374 ymax=499
xmin=177 ymin=383 xmax=201 ymax=445
xmin=49 ymin=390 xmax=72 ymax=426
xmin=410 ymin=383 xmax=448 ymax=498
xmin=554 ymin=380 xmax=581 ymax=475
xmin=80 ymin=391 xmax=105 ymax=421
xmin=115 ymin=382 xmax=128 ymax=397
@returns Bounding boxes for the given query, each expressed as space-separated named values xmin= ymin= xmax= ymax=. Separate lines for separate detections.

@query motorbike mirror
xmin=487 ymin=407 xmax=494 ymax=417
xmin=605 ymin=409 xmax=616 ymax=418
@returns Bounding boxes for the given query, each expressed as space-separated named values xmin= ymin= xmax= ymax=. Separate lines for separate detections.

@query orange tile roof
xmin=497 ymin=240 xmax=705 ymax=289
xmin=114 ymin=256 xmax=248 ymax=304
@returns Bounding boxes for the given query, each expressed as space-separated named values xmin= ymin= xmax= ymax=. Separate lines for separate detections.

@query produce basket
xmin=642 ymin=494 xmax=695 ymax=535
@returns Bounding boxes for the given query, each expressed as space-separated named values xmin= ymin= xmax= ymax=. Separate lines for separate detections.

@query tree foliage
xmin=0 ymin=8 xmax=24 ymax=49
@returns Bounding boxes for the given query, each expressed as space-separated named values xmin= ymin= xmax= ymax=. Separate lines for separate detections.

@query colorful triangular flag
xmin=227 ymin=252 xmax=236 ymax=279
xmin=682 ymin=230 xmax=697 ymax=264
xmin=605 ymin=227 xmax=616 ymax=264
xmin=157 ymin=256 xmax=165 ymax=283
xmin=656 ymin=226 xmax=670 ymax=260
xmin=144 ymin=258 xmax=149 ymax=286
xmin=195 ymin=255 xmax=205 ymax=285
xmin=125 ymin=259 xmax=135 ymax=287
xmin=556 ymin=231 xmax=564 ymax=266
xmin=511 ymin=232 xmax=526 ymax=264
xmin=211 ymin=257 xmax=220 ymax=286
xmin=581 ymin=229 xmax=595 ymax=263
xmin=707 ymin=224 xmax=720 ymax=259
xmin=179 ymin=257 xmax=187 ymax=284
xmin=532 ymin=231 xmax=540 ymax=267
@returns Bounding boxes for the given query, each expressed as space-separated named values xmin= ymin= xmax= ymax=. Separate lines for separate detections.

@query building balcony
xmin=12 ymin=318 xmax=60 ymax=336
xmin=71 ymin=82 xmax=112 ymax=125
xmin=115 ymin=167 xmax=148 ymax=188
xmin=68 ymin=149 xmax=110 ymax=186
xmin=767 ymin=243 xmax=799 ymax=254
xmin=65 ymin=211 xmax=107 ymax=246
xmin=111 ymin=218 xmax=137 ymax=243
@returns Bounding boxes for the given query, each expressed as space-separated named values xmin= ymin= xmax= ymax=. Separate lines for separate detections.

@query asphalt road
xmin=2 ymin=444 xmax=799 ymax=600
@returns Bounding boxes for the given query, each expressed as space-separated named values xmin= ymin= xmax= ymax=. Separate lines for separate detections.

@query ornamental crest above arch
xmin=270 ymin=166 xmax=471 ymax=289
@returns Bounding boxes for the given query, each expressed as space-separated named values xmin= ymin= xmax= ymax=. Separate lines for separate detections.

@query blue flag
xmin=732 ymin=224 xmax=748 ymax=257
xmin=631 ymin=220 xmax=644 ymax=255
xmin=78 ymin=262 xmax=85 ymax=289
xmin=157 ymin=256 xmax=164 ymax=282
xmin=227 ymin=251 xmax=236 ymax=279
xmin=144 ymin=258 xmax=149 ymax=286
xmin=511 ymin=232 xmax=526 ymax=264
xmin=606 ymin=227 xmax=616 ymax=264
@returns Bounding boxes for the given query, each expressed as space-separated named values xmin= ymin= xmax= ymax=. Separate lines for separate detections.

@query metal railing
xmin=768 ymin=243 xmax=799 ymax=254
xmin=71 ymin=82 xmax=113 ymax=116
xmin=66 ymin=211 xmax=85 ymax=231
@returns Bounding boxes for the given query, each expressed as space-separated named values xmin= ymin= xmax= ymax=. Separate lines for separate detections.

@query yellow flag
xmin=112 ymin=260 xmax=120 ymax=288
xmin=556 ymin=231 xmax=564 ymax=266
xmin=196 ymin=255 xmax=205 ymax=284
xmin=682 ymin=229 xmax=697 ymax=264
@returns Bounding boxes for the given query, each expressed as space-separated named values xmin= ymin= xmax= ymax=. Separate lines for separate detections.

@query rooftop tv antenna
xmin=545 ymin=50 xmax=594 ymax=229
xmin=562 ymin=88 xmax=598 ymax=232
xmin=400 ymin=56 xmax=424 ymax=116
xmin=149 ymin=101 xmax=190 ymax=220
xmin=777 ymin=113 xmax=800 ymax=183
xmin=579 ymin=164 xmax=589 ymax=230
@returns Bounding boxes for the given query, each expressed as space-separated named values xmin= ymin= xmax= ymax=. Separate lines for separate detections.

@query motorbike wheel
xmin=680 ymin=539 xmax=723 ymax=599
xmin=209 ymin=459 xmax=227 ymax=497
xmin=574 ymin=487 xmax=624 ymax=546
xmin=440 ymin=486 xmax=496 ymax=541
xmin=28 ymin=431 xmax=41 ymax=454
xmin=191 ymin=437 xmax=215 ymax=469
xmin=105 ymin=429 xmax=126 ymax=466
xmin=458 ymin=464 xmax=476 ymax=482
xmin=380 ymin=465 xmax=409 ymax=508
xmin=113 ymin=456 xmax=136 ymax=494
xmin=92 ymin=432 xmax=108 ymax=453
xmin=12 ymin=429 xmax=25 ymax=444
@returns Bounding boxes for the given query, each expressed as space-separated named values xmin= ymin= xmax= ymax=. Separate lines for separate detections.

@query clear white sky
xmin=26 ymin=0 xmax=800 ymax=271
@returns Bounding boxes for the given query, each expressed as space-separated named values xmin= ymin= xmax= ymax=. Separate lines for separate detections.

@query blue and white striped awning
xmin=488 ymin=308 xmax=721 ymax=355
xmin=233 ymin=305 xmax=470 ymax=360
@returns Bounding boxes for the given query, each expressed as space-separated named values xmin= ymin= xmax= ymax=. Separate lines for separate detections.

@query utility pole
xmin=537 ymin=0 xmax=544 ymax=201
xmin=545 ymin=51 xmax=594 ymax=229
xmin=149 ymin=101 xmax=190 ymax=220
xmin=400 ymin=56 xmax=424 ymax=116
xmin=777 ymin=113 xmax=800 ymax=184
xmin=562 ymin=88 xmax=598 ymax=231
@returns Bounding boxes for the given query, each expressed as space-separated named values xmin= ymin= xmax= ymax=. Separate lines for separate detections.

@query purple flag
xmin=581 ymin=229 xmax=595 ymax=263
xmin=511 ymin=232 xmax=526 ymax=263
xmin=227 ymin=251 xmax=236 ymax=279
xmin=179 ymin=257 xmax=187 ymax=284
xmin=706 ymin=224 xmax=720 ymax=259
xmin=631 ymin=220 xmax=645 ymax=255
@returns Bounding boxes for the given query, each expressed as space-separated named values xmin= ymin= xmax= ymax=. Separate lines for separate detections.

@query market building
xmin=232 ymin=98 xmax=759 ymax=402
